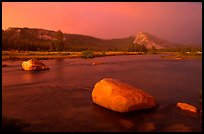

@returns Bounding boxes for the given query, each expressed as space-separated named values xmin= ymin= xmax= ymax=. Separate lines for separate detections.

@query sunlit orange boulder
xmin=92 ymin=78 xmax=157 ymax=112
xmin=177 ymin=102 xmax=197 ymax=113
xmin=22 ymin=59 xmax=49 ymax=71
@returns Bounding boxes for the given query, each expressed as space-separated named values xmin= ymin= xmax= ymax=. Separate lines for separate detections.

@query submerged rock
xmin=92 ymin=78 xmax=157 ymax=113
xmin=22 ymin=59 xmax=49 ymax=71
xmin=137 ymin=122 xmax=156 ymax=132
xmin=119 ymin=119 xmax=134 ymax=129
xmin=177 ymin=102 xmax=197 ymax=113
xmin=164 ymin=123 xmax=192 ymax=132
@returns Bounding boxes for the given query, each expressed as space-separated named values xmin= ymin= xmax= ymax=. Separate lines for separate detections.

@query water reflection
xmin=22 ymin=72 xmax=35 ymax=83
xmin=54 ymin=59 xmax=65 ymax=80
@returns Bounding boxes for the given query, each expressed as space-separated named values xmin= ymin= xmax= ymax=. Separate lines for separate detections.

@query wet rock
xmin=177 ymin=102 xmax=197 ymax=113
xmin=92 ymin=78 xmax=157 ymax=113
xmin=119 ymin=119 xmax=134 ymax=129
xmin=22 ymin=59 xmax=49 ymax=71
xmin=92 ymin=62 xmax=103 ymax=65
xmin=164 ymin=123 xmax=192 ymax=132
xmin=174 ymin=57 xmax=182 ymax=60
xmin=137 ymin=122 xmax=155 ymax=132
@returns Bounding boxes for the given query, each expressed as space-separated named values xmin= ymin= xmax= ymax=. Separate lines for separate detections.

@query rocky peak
xmin=133 ymin=32 xmax=175 ymax=49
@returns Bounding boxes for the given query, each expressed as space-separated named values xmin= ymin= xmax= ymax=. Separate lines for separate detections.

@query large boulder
xmin=22 ymin=59 xmax=49 ymax=71
xmin=92 ymin=78 xmax=157 ymax=113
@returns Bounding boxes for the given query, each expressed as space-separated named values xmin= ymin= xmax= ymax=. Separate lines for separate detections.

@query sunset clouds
xmin=2 ymin=2 xmax=202 ymax=45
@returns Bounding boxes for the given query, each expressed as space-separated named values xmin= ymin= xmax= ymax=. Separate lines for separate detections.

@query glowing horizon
xmin=2 ymin=2 xmax=202 ymax=45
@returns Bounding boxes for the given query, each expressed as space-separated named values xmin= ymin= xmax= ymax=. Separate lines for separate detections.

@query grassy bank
xmin=160 ymin=52 xmax=202 ymax=60
xmin=2 ymin=51 xmax=202 ymax=61
xmin=2 ymin=51 xmax=145 ymax=61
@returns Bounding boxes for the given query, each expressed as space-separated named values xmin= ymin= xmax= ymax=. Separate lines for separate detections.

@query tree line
xmin=2 ymin=29 xmax=64 ymax=52
xmin=2 ymin=28 xmax=202 ymax=53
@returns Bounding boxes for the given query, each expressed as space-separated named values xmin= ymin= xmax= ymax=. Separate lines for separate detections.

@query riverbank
xmin=160 ymin=52 xmax=202 ymax=60
xmin=2 ymin=51 xmax=202 ymax=61
xmin=2 ymin=51 xmax=146 ymax=61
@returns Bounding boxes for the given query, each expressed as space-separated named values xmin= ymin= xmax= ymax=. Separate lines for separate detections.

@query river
xmin=2 ymin=55 xmax=202 ymax=132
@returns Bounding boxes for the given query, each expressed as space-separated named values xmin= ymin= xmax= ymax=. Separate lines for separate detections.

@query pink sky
xmin=2 ymin=2 xmax=202 ymax=45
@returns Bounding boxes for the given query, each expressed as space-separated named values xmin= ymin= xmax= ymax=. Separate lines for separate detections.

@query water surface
xmin=2 ymin=55 xmax=202 ymax=132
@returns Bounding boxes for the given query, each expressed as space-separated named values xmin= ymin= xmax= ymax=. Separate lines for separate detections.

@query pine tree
xmin=56 ymin=30 xmax=64 ymax=52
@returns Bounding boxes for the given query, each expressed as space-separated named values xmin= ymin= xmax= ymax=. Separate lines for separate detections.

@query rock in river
xmin=92 ymin=62 xmax=103 ymax=65
xmin=164 ymin=123 xmax=192 ymax=132
xmin=22 ymin=59 xmax=49 ymax=71
xmin=92 ymin=78 xmax=157 ymax=113
xmin=177 ymin=102 xmax=198 ymax=113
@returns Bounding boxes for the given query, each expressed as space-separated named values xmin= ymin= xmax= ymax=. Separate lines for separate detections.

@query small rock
xmin=175 ymin=57 xmax=182 ymax=60
xmin=137 ymin=122 xmax=155 ymax=132
xmin=197 ymin=51 xmax=202 ymax=54
xmin=164 ymin=123 xmax=192 ymax=132
xmin=119 ymin=119 xmax=134 ymax=129
xmin=92 ymin=78 xmax=157 ymax=113
xmin=22 ymin=59 xmax=49 ymax=71
xmin=92 ymin=62 xmax=103 ymax=65
xmin=177 ymin=102 xmax=197 ymax=113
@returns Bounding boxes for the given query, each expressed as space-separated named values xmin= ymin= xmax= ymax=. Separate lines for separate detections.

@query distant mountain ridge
xmin=2 ymin=27 xmax=200 ymax=51
xmin=2 ymin=27 xmax=135 ymax=51
xmin=133 ymin=32 xmax=178 ymax=49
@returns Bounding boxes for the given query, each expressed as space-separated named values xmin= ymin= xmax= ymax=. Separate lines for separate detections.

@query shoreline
xmin=2 ymin=51 xmax=149 ymax=61
xmin=2 ymin=51 xmax=202 ymax=62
